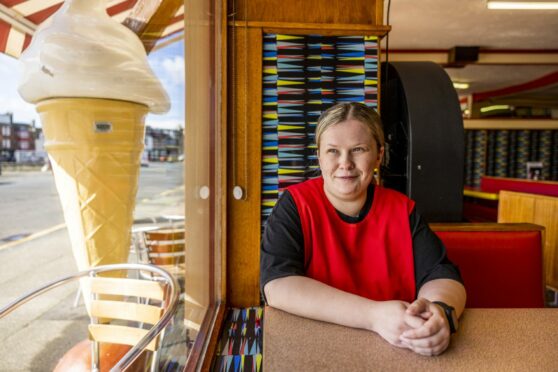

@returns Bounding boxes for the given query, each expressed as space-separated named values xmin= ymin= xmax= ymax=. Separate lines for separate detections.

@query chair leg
xmin=73 ymin=287 xmax=81 ymax=307
xmin=150 ymin=350 xmax=160 ymax=372
xmin=91 ymin=340 xmax=100 ymax=372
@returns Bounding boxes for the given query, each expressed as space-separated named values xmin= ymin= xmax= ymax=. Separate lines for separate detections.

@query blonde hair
xmin=315 ymin=102 xmax=384 ymax=150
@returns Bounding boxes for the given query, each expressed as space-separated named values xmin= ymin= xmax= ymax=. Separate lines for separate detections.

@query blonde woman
xmin=261 ymin=102 xmax=466 ymax=356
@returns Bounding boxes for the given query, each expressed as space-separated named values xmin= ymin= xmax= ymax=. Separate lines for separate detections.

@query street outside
xmin=0 ymin=161 xmax=184 ymax=371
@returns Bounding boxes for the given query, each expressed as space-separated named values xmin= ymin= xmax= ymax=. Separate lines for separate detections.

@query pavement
xmin=0 ymin=182 xmax=184 ymax=371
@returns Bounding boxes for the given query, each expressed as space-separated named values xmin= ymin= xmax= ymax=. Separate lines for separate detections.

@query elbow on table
xmin=263 ymin=276 xmax=296 ymax=308
xmin=263 ymin=278 xmax=281 ymax=307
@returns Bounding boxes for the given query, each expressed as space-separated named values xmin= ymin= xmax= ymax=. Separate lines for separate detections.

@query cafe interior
xmin=0 ymin=0 xmax=557 ymax=370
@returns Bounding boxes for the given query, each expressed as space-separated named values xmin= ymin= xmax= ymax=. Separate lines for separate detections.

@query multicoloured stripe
xmin=463 ymin=129 xmax=558 ymax=186
xmin=261 ymin=33 xmax=379 ymax=226
xmin=212 ymin=307 xmax=264 ymax=372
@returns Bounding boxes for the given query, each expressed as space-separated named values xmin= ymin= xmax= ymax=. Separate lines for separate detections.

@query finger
xmin=406 ymin=298 xmax=428 ymax=315
xmin=419 ymin=311 xmax=433 ymax=319
xmin=405 ymin=339 xmax=450 ymax=356
xmin=404 ymin=313 xmax=426 ymax=329
xmin=400 ymin=331 xmax=447 ymax=349
xmin=400 ymin=315 xmax=445 ymax=339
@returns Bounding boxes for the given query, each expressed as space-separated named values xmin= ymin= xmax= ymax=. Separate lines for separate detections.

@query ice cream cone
xmin=37 ymin=98 xmax=147 ymax=272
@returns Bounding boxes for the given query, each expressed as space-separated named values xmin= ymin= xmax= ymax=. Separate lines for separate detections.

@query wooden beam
xmin=463 ymin=119 xmax=558 ymax=130
xmin=123 ymin=0 xmax=183 ymax=53
xmin=381 ymin=49 xmax=558 ymax=65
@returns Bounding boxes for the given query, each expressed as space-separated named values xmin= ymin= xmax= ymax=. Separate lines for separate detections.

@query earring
xmin=373 ymin=168 xmax=380 ymax=185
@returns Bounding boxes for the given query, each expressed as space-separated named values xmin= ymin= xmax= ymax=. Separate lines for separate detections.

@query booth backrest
xmin=481 ymin=176 xmax=558 ymax=197
xmin=430 ymin=223 xmax=545 ymax=308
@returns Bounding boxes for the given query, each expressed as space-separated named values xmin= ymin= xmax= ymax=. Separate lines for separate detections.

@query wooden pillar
xmin=226 ymin=0 xmax=388 ymax=307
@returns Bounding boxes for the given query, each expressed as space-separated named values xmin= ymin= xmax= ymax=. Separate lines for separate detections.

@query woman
xmin=260 ymin=102 xmax=466 ymax=356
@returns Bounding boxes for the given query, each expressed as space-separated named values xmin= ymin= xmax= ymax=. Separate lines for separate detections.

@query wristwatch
xmin=433 ymin=301 xmax=458 ymax=334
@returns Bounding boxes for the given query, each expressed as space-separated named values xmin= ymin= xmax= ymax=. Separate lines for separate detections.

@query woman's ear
xmin=376 ymin=145 xmax=385 ymax=167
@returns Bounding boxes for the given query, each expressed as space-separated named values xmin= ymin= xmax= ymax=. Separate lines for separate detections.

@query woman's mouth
xmin=336 ymin=175 xmax=358 ymax=181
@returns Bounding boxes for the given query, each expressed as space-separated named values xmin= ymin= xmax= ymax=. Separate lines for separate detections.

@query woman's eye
xmin=352 ymin=147 xmax=364 ymax=153
xmin=327 ymin=149 xmax=338 ymax=154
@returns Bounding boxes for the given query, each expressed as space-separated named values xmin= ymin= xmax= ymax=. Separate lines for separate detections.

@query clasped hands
xmin=372 ymin=297 xmax=451 ymax=356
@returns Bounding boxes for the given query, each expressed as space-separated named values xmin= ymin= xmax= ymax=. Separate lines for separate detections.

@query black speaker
xmin=380 ymin=62 xmax=464 ymax=222
xmin=448 ymin=46 xmax=479 ymax=66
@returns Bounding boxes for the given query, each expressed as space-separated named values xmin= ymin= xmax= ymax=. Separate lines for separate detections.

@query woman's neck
xmin=325 ymin=190 xmax=367 ymax=217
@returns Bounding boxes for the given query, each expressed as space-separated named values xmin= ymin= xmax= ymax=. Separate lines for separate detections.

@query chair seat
xmin=54 ymin=339 xmax=147 ymax=372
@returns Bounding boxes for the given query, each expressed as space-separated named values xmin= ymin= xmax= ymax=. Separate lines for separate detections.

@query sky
xmin=0 ymin=39 xmax=185 ymax=130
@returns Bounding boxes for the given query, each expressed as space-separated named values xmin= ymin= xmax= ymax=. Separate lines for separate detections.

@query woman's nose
xmin=338 ymin=152 xmax=354 ymax=169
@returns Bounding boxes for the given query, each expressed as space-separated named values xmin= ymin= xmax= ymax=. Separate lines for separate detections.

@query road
xmin=0 ymin=161 xmax=184 ymax=242
xmin=0 ymin=161 xmax=184 ymax=371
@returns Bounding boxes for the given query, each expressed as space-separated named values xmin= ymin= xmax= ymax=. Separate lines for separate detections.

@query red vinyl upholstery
xmin=433 ymin=226 xmax=545 ymax=308
xmin=481 ymin=176 xmax=558 ymax=197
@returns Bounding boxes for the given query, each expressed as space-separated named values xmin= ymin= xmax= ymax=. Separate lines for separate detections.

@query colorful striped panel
xmin=516 ymin=130 xmax=530 ymax=179
xmin=212 ymin=307 xmax=264 ymax=372
xmin=508 ymin=130 xmax=518 ymax=178
xmin=472 ymin=130 xmax=487 ymax=187
xmin=261 ymin=33 xmax=379 ymax=226
xmin=494 ymin=130 xmax=509 ymax=178
xmin=539 ymin=130 xmax=552 ymax=181
xmin=463 ymin=129 xmax=558 ymax=186
xmin=552 ymin=131 xmax=558 ymax=180
xmin=212 ymin=355 xmax=262 ymax=372
xmin=464 ymin=130 xmax=474 ymax=186
xmin=486 ymin=130 xmax=496 ymax=176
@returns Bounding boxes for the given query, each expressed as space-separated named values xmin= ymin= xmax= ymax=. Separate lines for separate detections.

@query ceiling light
xmin=453 ymin=82 xmax=470 ymax=90
xmin=480 ymin=105 xmax=512 ymax=113
xmin=487 ymin=1 xmax=558 ymax=9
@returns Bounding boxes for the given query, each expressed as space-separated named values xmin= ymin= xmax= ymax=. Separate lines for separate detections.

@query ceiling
xmin=383 ymin=0 xmax=558 ymax=112
xmin=1 ymin=0 xmax=556 ymax=113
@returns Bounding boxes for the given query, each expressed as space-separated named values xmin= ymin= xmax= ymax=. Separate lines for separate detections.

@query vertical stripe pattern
xmin=261 ymin=33 xmax=379 ymax=226
xmin=463 ymin=129 xmax=558 ymax=186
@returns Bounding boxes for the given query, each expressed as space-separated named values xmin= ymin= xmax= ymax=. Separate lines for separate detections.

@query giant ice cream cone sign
xmin=18 ymin=0 xmax=170 ymax=271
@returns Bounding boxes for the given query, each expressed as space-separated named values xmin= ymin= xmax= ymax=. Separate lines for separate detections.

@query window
xmin=183 ymin=0 xmax=224 ymax=368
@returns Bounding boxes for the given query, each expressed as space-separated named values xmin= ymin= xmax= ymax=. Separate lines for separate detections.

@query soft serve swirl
xmin=18 ymin=0 xmax=170 ymax=114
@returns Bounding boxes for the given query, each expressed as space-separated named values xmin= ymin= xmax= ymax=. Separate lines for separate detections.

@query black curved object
xmin=380 ymin=62 xmax=464 ymax=222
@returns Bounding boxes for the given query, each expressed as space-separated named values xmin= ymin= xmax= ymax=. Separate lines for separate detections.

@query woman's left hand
xmin=398 ymin=297 xmax=451 ymax=356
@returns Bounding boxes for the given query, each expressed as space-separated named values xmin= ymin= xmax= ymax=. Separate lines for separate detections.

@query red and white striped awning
xmin=0 ymin=0 xmax=184 ymax=58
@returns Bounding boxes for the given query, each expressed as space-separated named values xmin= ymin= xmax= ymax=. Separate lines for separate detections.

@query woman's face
xmin=318 ymin=118 xmax=384 ymax=205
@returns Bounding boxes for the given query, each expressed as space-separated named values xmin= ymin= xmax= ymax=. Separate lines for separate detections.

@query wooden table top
xmin=263 ymin=307 xmax=558 ymax=371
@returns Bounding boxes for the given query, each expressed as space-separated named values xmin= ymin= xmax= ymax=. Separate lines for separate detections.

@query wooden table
xmin=263 ymin=307 xmax=558 ymax=371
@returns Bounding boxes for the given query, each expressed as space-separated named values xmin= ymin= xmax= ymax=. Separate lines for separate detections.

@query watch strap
xmin=433 ymin=301 xmax=457 ymax=334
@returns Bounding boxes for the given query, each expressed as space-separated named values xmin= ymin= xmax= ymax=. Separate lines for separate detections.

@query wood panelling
xmin=227 ymin=26 xmax=263 ymax=307
xmin=498 ymin=191 xmax=558 ymax=290
xmin=229 ymin=21 xmax=390 ymax=37
xmin=230 ymin=0 xmax=382 ymax=25
xmin=463 ymin=119 xmax=558 ymax=130
xmin=225 ymin=0 xmax=386 ymax=307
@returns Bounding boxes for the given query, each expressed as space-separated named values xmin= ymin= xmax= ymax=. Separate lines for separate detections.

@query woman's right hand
xmin=369 ymin=300 xmax=427 ymax=347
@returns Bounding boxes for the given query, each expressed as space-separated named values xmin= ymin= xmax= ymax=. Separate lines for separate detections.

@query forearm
xmin=264 ymin=275 xmax=376 ymax=331
xmin=417 ymin=278 xmax=466 ymax=316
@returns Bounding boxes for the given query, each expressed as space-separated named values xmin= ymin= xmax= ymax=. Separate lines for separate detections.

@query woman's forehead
xmin=322 ymin=119 xmax=373 ymax=141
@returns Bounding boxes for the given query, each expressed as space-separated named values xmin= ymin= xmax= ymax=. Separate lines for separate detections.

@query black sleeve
xmin=410 ymin=207 xmax=464 ymax=293
xmin=260 ymin=191 xmax=305 ymax=299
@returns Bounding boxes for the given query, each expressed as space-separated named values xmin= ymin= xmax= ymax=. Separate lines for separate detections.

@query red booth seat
xmin=431 ymin=223 xmax=545 ymax=308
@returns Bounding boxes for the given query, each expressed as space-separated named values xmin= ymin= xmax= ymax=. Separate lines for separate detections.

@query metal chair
xmin=0 ymin=263 xmax=180 ymax=372
xmin=138 ymin=227 xmax=186 ymax=279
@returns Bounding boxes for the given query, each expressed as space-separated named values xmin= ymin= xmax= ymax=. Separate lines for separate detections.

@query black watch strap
xmin=433 ymin=301 xmax=457 ymax=334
